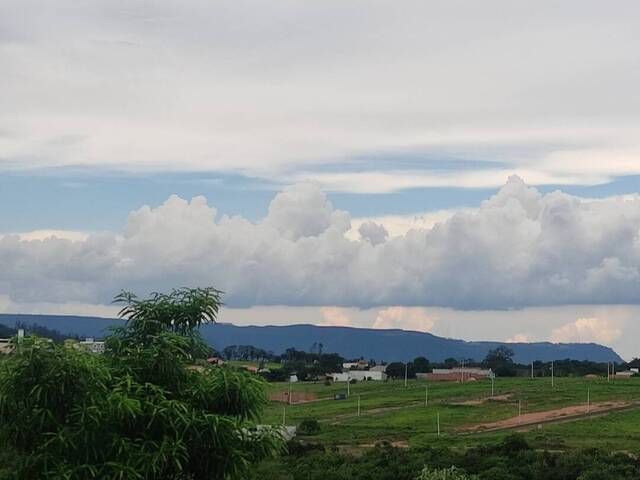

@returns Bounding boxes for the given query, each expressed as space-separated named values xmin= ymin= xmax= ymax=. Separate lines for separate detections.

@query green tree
xmin=483 ymin=346 xmax=517 ymax=377
xmin=0 ymin=287 xmax=283 ymax=479
xmin=413 ymin=356 xmax=430 ymax=373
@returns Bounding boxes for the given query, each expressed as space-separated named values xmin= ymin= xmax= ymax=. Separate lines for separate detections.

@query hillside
xmin=0 ymin=314 xmax=622 ymax=363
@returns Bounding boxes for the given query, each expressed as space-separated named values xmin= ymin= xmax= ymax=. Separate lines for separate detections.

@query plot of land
xmin=461 ymin=400 xmax=632 ymax=433
xmin=261 ymin=377 xmax=640 ymax=451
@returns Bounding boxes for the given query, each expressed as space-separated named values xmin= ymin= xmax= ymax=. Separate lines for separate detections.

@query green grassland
xmin=261 ymin=377 xmax=640 ymax=451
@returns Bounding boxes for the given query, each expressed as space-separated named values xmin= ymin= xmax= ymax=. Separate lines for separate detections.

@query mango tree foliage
xmin=0 ymin=287 xmax=283 ymax=479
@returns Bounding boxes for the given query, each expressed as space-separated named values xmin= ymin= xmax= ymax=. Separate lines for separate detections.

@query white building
xmin=78 ymin=338 xmax=105 ymax=354
xmin=328 ymin=370 xmax=386 ymax=382
xmin=342 ymin=360 xmax=369 ymax=370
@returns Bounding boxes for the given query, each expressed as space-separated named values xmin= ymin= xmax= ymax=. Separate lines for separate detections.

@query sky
xmin=2 ymin=1 xmax=640 ymax=358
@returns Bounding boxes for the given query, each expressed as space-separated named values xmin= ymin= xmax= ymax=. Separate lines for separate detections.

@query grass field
xmin=261 ymin=376 xmax=640 ymax=451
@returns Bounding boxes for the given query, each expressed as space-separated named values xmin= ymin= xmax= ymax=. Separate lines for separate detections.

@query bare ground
xmin=460 ymin=400 xmax=634 ymax=433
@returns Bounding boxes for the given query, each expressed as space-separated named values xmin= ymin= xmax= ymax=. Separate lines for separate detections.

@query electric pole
xmin=404 ymin=363 xmax=408 ymax=388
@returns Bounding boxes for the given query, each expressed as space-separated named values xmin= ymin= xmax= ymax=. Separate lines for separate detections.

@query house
xmin=342 ymin=360 xmax=369 ymax=370
xmin=328 ymin=370 xmax=387 ymax=382
xmin=615 ymin=370 xmax=636 ymax=378
xmin=328 ymin=372 xmax=350 ymax=382
xmin=370 ymin=365 xmax=387 ymax=373
xmin=0 ymin=339 xmax=13 ymax=354
xmin=426 ymin=368 xmax=494 ymax=382
xmin=78 ymin=338 xmax=105 ymax=354
xmin=288 ymin=374 xmax=299 ymax=383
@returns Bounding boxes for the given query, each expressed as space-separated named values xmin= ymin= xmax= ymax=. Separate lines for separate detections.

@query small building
xmin=328 ymin=370 xmax=386 ymax=382
xmin=0 ymin=338 xmax=13 ymax=354
xmin=288 ymin=374 xmax=299 ymax=383
xmin=615 ymin=370 xmax=636 ymax=378
xmin=78 ymin=338 xmax=105 ymax=354
xmin=370 ymin=365 xmax=387 ymax=373
xmin=328 ymin=372 xmax=350 ymax=382
xmin=342 ymin=360 xmax=369 ymax=370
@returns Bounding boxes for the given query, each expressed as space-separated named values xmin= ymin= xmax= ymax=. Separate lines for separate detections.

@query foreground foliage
xmin=0 ymin=287 xmax=283 ymax=479
xmin=255 ymin=435 xmax=640 ymax=480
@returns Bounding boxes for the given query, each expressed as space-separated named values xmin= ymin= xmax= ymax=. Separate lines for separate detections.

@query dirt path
xmin=325 ymin=402 xmax=422 ymax=424
xmin=461 ymin=400 xmax=636 ymax=433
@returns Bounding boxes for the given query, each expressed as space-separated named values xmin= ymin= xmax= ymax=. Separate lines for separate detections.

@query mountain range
xmin=0 ymin=313 xmax=622 ymax=363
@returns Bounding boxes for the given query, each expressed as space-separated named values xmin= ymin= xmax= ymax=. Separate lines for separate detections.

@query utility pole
xmin=607 ymin=362 xmax=610 ymax=383
xmin=357 ymin=395 xmax=361 ymax=417
xmin=587 ymin=388 xmax=590 ymax=414
xmin=347 ymin=374 xmax=350 ymax=397
xmin=551 ymin=361 xmax=555 ymax=388
xmin=282 ymin=407 xmax=286 ymax=426
xmin=461 ymin=359 xmax=465 ymax=383
xmin=531 ymin=362 xmax=534 ymax=379
xmin=404 ymin=363 xmax=408 ymax=388
xmin=288 ymin=381 xmax=292 ymax=405
xmin=425 ymin=385 xmax=429 ymax=407
xmin=518 ymin=399 xmax=522 ymax=424
xmin=491 ymin=375 xmax=495 ymax=397
xmin=437 ymin=412 xmax=440 ymax=437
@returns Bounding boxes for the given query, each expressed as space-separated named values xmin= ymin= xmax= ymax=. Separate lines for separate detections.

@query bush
xmin=418 ymin=467 xmax=476 ymax=480
xmin=298 ymin=418 xmax=321 ymax=435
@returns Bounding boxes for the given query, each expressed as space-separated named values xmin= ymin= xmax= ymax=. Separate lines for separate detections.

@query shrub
xmin=298 ymin=418 xmax=321 ymax=435
xmin=418 ymin=467 xmax=476 ymax=480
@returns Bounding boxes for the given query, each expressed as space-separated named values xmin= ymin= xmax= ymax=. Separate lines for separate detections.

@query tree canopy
xmin=0 ymin=287 xmax=283 ymax=479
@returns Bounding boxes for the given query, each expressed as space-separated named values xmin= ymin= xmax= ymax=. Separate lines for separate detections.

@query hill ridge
xmin=0 ymin=313 xmax=622 ymax=363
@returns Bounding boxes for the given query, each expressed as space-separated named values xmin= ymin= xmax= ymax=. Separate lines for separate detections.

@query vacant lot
xmin=261 ymin=377 xmax=640 ymax=450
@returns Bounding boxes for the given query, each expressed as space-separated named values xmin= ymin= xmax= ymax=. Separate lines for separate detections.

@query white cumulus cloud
xmin=551 ymin=318 xmax=622 ymax=345
xmin=373 ymin=307 xmax=435 ymax=332
xmin=319 ymin=307 xmax=354 ymax=327
xmin=2 ymin=177 xmax=640 ymax=311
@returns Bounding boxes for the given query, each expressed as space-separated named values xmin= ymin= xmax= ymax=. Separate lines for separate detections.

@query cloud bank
xmin=2 ymin=1 xmax=640 ymax=191
xmin=2 ymin=176 xmax=640 ymax=310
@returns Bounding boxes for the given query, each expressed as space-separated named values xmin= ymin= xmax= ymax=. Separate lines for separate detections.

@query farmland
xmin=262 ymin=376 xmax=640 ymax=451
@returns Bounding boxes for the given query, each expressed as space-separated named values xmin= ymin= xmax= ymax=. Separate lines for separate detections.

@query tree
xmin=0 ymin=287 xmax=283 ymax=479
xmin=385 ymin=362 xmax=405 ymax=379
xmin=413 ymin=356 xmax=430 ymax=373
xmin=385 ymin=362 xmax=416 ymax=379
xmin=483 ymin=345 xmax=517 ymax=377
xmin=443 ymin=357 xmax=459 ymax=369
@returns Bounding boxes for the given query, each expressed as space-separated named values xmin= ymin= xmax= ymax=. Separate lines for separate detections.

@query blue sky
xmin=3 ymin=168 xmax=640 ymax=233
xmin=2 ymin=1 xmax=640 ymax=358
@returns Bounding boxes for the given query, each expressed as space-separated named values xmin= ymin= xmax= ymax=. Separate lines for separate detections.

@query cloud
xmin=348 ymin=208 xmax=473 ymax=239
xmin=551 ymin=318 xmax=622 ymax=345
xmin=2 ymin=1 xmax=640 ymax=190
xmin=2 ymin=177 xmax=640 ymax=311
xmin=319 ymin=307 xmax=354 ymax=327
xmin=373 ymin=307 xmax=435 ymax=332
xmin=506 ymin=333 xmax=532 ymax=343
xmin=358 ymin=221 xmax=388 ymax=245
